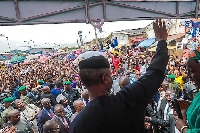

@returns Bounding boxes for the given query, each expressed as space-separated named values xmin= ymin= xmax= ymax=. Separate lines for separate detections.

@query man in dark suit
xmin=69 ymin=19 xmax=169 ymax=133
xmin=51 ymin=104 xmax=70 ymax=133
xmin=36 ymin=98 xmax=54 ymax=133
xmin=145 ymin=89 xmax=175 ymax=133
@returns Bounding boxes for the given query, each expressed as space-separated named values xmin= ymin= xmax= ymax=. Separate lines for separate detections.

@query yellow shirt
xmin=175 ymin=76 xmax=184 ymax=91
xmin=111 ymin=50 xmax=122 ymax=56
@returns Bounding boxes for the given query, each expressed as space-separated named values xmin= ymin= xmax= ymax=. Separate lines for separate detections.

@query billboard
xmin=0 ymin=53 xmax=11 ymax=60
xmin=183 ymin=19 xmax=200 ymax=50
xmin=185 ymin=19 xmax=200 ymax=38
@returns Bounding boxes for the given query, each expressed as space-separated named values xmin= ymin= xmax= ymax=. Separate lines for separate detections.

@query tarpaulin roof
xmin=138 ymin=38 xmax=156 ymax=47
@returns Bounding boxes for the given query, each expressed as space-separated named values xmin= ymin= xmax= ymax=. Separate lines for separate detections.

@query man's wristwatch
xmin=181 ymin=126 xmax=188 ymax=133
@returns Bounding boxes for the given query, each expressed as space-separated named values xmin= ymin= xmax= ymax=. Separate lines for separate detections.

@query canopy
xmin=10 ymin=56 xmax=26 ymax=63
xmin=37 ymin=56 xmax=49 ymax=63
xmin=138 ymin=38 xmax=156 ymax=47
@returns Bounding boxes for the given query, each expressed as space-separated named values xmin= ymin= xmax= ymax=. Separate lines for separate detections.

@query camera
xmin=170 ymin=93 xmax=183 ymax=119
xmin=183 ymin=81 xmax=198 ymax=101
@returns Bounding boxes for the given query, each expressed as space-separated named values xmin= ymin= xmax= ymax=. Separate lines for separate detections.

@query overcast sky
xmin=0 ymin=20 xmax=153 ymax=52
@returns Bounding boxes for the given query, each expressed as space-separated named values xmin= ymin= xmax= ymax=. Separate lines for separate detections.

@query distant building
xmin=146 ymin=19 xmax=185 ymax=38
xmin=0 ymin=53 xmax=11 ymax=60
xmin=29 ymin=46 xmax=54 ymax=54
xmin=17 ymin=46 xmax=30 ymax=52
xmin=111 ymin=28 xmax=147 ymax=47
xmin=146 ymin=19 xmax=185 ymax=50
xmin=112 ymin=31 xmax=129 ymax=47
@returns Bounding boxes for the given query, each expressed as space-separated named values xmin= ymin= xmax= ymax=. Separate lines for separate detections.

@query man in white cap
xmin=70 ymin=19 xmax=168 ymax=133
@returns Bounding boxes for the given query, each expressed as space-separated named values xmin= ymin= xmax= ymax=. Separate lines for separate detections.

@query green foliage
xmin=68 ymin=47 xmax=79 ymax=51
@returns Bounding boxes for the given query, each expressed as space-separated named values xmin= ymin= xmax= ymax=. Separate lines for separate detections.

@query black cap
xmin=79 ymin=55 xmax=110 ymax=70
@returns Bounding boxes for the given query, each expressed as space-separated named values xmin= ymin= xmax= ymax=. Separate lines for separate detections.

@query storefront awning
xmin=168 ymin=33 xmax=185 ymax=41
xmin=138 ymin=38 xmax=156 ymax=47
xmin=148 ymin=46 xmax=176 ymax=51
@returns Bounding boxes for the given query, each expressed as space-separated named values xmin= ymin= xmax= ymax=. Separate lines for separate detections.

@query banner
xmin=182 ymin=19 xmax=200 ymax=50
xmin=185 ymin=19 xmax=200 ymax=38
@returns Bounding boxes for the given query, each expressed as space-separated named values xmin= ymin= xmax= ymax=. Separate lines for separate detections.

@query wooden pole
xmin=94 ymin=27 xmax=99 ymax=48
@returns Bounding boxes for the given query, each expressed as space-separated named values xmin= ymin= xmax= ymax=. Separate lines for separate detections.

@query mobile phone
xmin=171 ymin=93 xmax=183 ymax=119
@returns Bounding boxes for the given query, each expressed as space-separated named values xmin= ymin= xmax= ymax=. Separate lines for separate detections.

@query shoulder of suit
xmin=52 ymin=117 xmax=59 ymax=122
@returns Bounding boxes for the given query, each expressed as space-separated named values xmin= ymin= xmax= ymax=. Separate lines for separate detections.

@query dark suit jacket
xmin=36 ymin=108 xmax=53 ymax=133
xmin=40 ymin=93 xmax=57 ymax=106
xmin=51 ymin=116 xmax=69 ymax=133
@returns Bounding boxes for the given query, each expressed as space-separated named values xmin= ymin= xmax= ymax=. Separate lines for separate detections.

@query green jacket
xmin=0 ymin=106 xmax=14 ymax=125
xmin=20 ymin=96 xmax=33 ymax=105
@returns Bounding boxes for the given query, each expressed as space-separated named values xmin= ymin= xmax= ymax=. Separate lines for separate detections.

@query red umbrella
xmin=37 ymin=56 xmax=49 ymax=63
xmin=23 ymin=59 xmax=32 ymax=65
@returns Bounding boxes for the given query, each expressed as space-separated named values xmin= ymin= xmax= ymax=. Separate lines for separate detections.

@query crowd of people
xmin=0 ymin=19 xmax=199 ymax=133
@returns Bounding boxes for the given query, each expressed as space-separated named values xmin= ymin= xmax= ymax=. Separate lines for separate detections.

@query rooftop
xmin=113 ymin=28 xmax=146 ymax=36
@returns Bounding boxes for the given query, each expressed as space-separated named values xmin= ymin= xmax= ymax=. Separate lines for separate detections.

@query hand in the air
xmin=153 ymin=18 xmax=168 ymax=41
xmin=144 ymin=122 xmax=151 ymax=129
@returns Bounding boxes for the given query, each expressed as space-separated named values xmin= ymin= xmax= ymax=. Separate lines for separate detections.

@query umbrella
xmin=23 ymin=59 xmax=32 ymax=65
xmin=73 ymin=51 xmax=106 ymax=65
xmin=37 ymin=56 xmax=49 ymax=63
xmin=52 ymin=53 xmax=60 ymax=57
xmin=10 ymin=56 xmax=26 ymax=63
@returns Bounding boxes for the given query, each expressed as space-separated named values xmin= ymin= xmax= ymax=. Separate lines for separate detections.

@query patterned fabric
xmin=0 ymin=106 xmax=14 ymax=125
xmin=186 ymin=92 xmax=200 ymax=133
xmin=188 ymin=44 xmax=200 ymax=63
xmin=64 ymin=105 xmax=73 ymax=120
xmin=20 ymin=104 xmax=40 ymax=133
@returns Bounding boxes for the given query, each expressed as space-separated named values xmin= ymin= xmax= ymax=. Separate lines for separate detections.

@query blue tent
xmin=138 ymin=38 xmax=156 ymax=47
xmin=99 ymin=50 xmax=106 ymax=52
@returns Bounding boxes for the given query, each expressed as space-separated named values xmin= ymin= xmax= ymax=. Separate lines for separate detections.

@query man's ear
xmin=101 ymin=74 xmax=107 ymax=84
